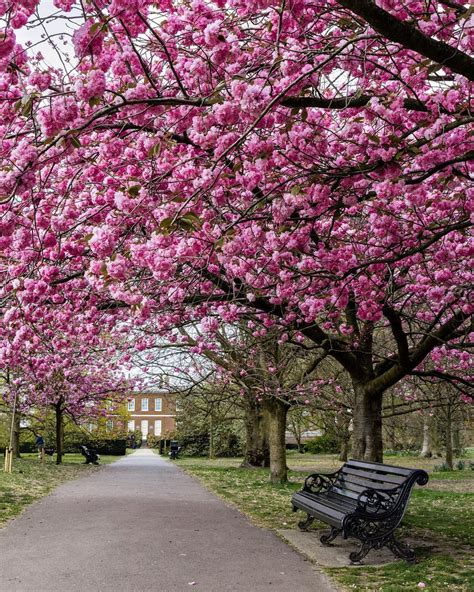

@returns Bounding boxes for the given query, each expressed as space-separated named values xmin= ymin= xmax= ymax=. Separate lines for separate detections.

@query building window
xmin=142 ymin=398 xmax=148 ymax=411
xmin=128 ymin=399 xmax=135 ymax=412
xmin=128 ymin=420 xmax=135 ymax=432
xmin=155 ymin=398 xmax=162 ymax=412
xmin=141 ymin=420 xmax=148 ymax=439
xmin=106 ymin=420 xmax=113 ymax=432
xmin=155 ymin=420 xmax=162 ymax=436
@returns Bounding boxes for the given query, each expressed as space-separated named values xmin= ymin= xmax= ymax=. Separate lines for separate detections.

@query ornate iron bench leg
xmin=349 ymin=535 xmax=416 ymax=564
xmin=320 ymin=527 xmax=341 ymax=545
xmin=386 ymin=535 xmax=416 ymax=562
xmin=298 ymin=514 xmax=315 ymax=531
xmin=349 ymin=541 xmax=373 ymax=563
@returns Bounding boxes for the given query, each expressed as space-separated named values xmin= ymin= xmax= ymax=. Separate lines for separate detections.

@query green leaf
xmin=70 ymin=136 xmax=82 ymax=149
xmin=147 ymin=143 xmax=161 ymax=157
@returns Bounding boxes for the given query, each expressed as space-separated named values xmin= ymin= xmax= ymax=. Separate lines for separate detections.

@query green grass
xmin=405 ymin=490 xmax=473 ymax=546
xmin=328 ymin=553 xmax=474 ymax=592
xmin=430 ymin=470 xmax=474 ymax=481
xmin=0 ymin=453 xmax=121 ymax=527
xmin=176 ymin=455 xmax=474 ymax=592
xmin=176 ymin=460 xmax=304 ymax=529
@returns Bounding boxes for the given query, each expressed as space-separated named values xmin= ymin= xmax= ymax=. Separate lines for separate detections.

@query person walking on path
xmin=0 ymin=449 xmax=335 ymax=592
xmin=35 ymin=433 xmax=45 ymax=463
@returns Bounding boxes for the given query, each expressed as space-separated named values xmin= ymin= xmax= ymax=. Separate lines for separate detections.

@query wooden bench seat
xmin=291 ymin=459 xmax=428 ymax=563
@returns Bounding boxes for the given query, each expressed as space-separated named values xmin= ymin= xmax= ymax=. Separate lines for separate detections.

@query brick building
xmin=126 ymin=392 xmax=177 ymax=441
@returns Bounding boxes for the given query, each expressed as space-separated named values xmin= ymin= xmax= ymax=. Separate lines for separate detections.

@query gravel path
xmin=0 ymin=449 xmax=335 ymax=592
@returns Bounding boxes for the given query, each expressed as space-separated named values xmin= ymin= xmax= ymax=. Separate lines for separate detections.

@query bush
xmin=89 ymin=437 xmax=127 ymax=455
xmin=146 ymin=435 xmax=160 ymax=449
xmin=19 ymin=441 xmax=37 ymax=453
xmin=434 ymin=462 xmax=450 ymax=472
xmin=304 ymin=434 xmax=339 ymax=454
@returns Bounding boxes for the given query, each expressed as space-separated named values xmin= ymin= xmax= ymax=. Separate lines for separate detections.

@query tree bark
xmin=263 ymin=397 xmax=290 ymax=483
xmin=351 ymin=383 xmax=383 ymax=462
xmin=452 ymin=419 xmax=461 ymax=456
xmin=445 ymin=405 xmax=453 ymax=470
xmin=55 ymin=404 xmax=64 ymax=465
xmin=241 ymin=399 xmax=270 ymax=468
xmin=12 ymin=413 xmax=21 ymax=459
xmin=339 ymin=430 xmax=351 ymax=461
xmin=421 ymin=415 xmax=432 ymax=457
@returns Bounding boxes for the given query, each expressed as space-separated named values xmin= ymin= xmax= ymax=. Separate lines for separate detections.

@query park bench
xmin=80 ymin=445 xmax=100 ymax=465
xmin=292 ymin=459 xmax=428 ymax=563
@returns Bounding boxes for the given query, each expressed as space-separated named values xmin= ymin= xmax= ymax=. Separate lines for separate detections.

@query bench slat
xmin=345 ymin=459 xmax=414 ymax=477
xmin=337 ymin=474 xmax=404 ymax=492
xmin=293 ymin=492 xmax=346 ymax=526
xmin=341 ymin=466 xmax=407 ymax=486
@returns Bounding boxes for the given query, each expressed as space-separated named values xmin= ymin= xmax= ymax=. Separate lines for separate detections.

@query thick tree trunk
xmin=263 ymin=398 xmax=289 ymax=484
xmin=12 ymin=413 xmax=21 ymax=459
xmin=55 ymin=404 xmax=64 ymax=465
xmin=351 ymin=384 xmax=383 ymax=462
xmin=445 ymin=406 xmax=453 ymax=470
xmin=339 ymin=433 xmax=350 ymax=462
xmin=241 ymin=399 xmax=270 ymax=468
xmin=421 ymin=415 xmax=432 ymax=458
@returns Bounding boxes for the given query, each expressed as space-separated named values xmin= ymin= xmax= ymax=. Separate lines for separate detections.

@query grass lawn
xmin=176 ymin=453 xmax=474 ymax=592
xmin=0 ymin=453 xmax=121 ymax=527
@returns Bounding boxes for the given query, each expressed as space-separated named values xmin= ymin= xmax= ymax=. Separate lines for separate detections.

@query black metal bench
xmin=80 ymin=445 xmax=100 ymax=465
xmin=292 ymin=459 xmax=428 ymax=563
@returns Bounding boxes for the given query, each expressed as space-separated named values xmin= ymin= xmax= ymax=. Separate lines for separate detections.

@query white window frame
xmin=154 ymin=420 xmax=162 ymax=436
xmin=155 ymin=398 xmax=162 ymax=412
xmin=142 ymin=398 xmax=149 ymax=411
xmin=128 ymin=399 xmax=135 ymax=412
xmin=141 ymin=420 xmax=148 ymax=439
xmin=128 ymin=420 xmax=135 ymax=432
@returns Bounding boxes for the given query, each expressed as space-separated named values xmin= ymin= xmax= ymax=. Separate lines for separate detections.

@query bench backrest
xmin=331 ymin=460 xmax=427 ymax=513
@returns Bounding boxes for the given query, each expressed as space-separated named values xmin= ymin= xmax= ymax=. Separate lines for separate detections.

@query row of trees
xmin=0 ymin=1 xmax=472 ymax=471
xmin=135 ymin=322 xmax=472 ymax=481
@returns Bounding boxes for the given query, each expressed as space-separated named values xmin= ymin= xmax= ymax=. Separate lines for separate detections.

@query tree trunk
xmin=421 ymin=415 xmax=432 ymax=458
xmin=12 ymin=413 xmax=21 ymax=459
xmin=241 ymin=399 xmax=270 ymax=468
xmin=452 ymin=419 xmax=461 ymax=456
xmin=445 ymin=406 xmax=453 ymax=470
xmin=338 ymin=416 xmax=351 ymax=461
xmin=339 ymin=432 xmax=350 ymax=461
xmin=55 ymin=404 xmax=64 ymax=465
xmin=351 ymin=384 xmax=383 ymax=462
xmin=263 ymin=397 xmax=289 ymax=484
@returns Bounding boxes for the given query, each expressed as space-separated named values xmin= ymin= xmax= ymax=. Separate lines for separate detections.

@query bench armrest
xmin=355 ymin=486 xmax=401 ymax=515
xmin=303 ymin=470 xmax=340 ymax=494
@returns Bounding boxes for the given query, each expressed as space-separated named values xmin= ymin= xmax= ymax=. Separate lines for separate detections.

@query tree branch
xmin=336 ymin=0 xmax=474 ymax=80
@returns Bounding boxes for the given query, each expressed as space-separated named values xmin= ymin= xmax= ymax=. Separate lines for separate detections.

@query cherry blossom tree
xmin=0 ymin=1 xmax=472 ymax=462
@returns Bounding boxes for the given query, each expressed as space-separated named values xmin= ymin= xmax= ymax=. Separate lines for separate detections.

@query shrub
xmin=304 ymin=434 xmax=339 ymax=454
xmin=455 ymin=460 xmax=466 ymax=471
xmin=89 ymin=437 xmax=127 ymax=455
xmin=434 ymin=462 xmax=450 ymax=472
xmin=146 ymin=434 xmax=160 ymax=449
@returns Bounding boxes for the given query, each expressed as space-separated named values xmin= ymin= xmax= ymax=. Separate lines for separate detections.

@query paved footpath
xmin=0 ymin=450 xmax=335 ymax=592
